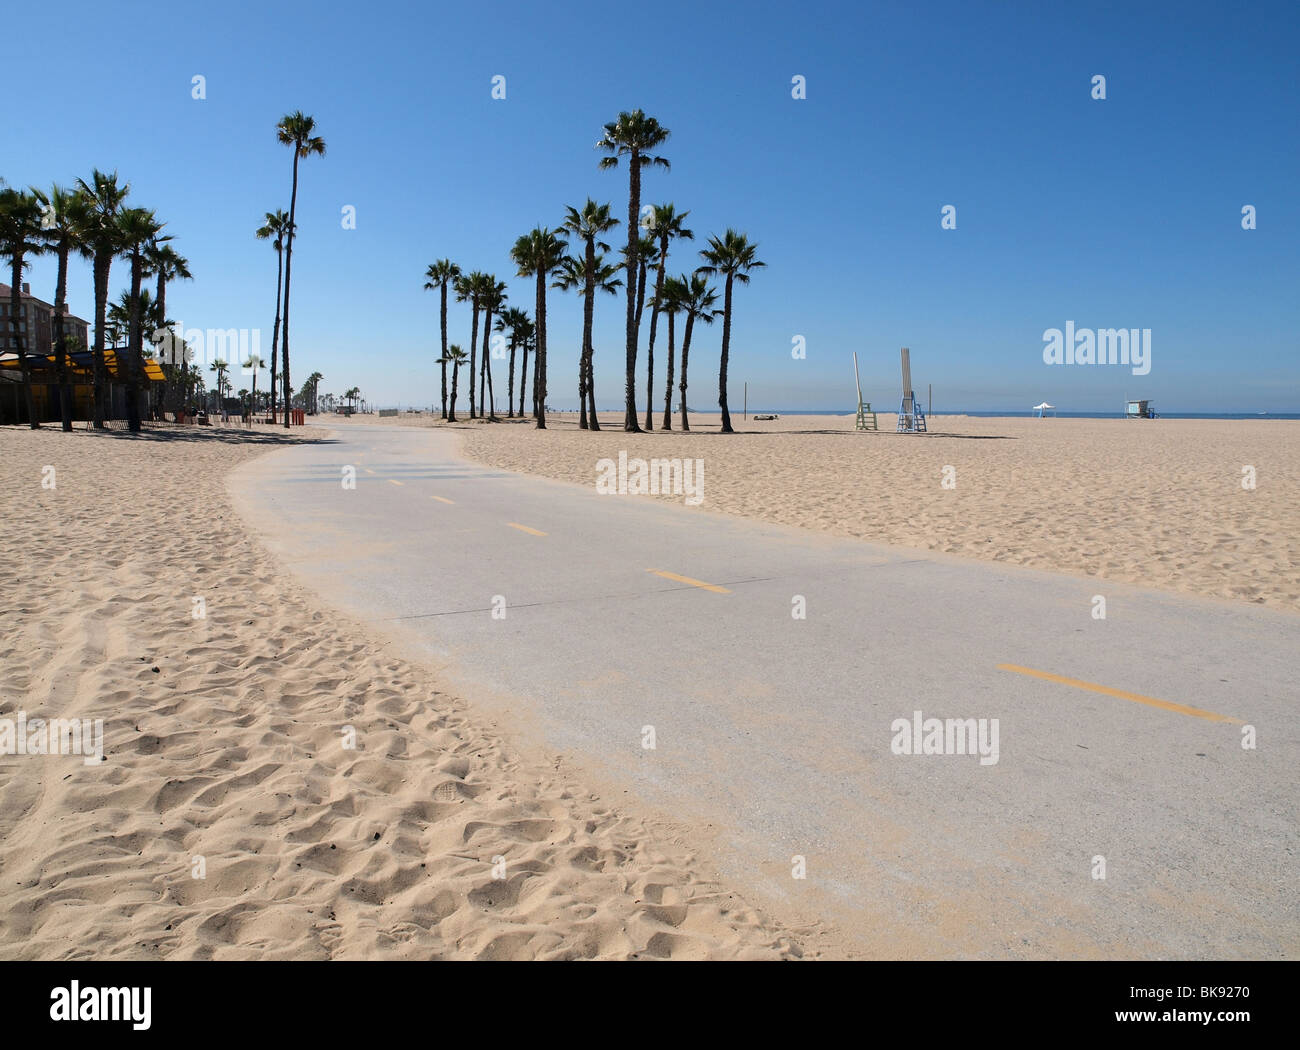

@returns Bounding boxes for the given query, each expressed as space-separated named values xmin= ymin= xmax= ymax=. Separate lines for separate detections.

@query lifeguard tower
xmin=896 ymin=347 xmax=926 ymax=433
xmin=853 ymin=352 xmax=877 ymax=430
xmin=1125 ymin=399 xmax=1156 ymax=419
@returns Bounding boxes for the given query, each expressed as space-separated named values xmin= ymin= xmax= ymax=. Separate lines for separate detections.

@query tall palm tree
xmin=652 ymin=275 xmax=685 ymax=430
xmin=435 ymin=346 xmax=466 ymax=422
xmin=698 ymin=230 xmax=764 ymax=433
xmin=560 ymin=199 xmax=620 ymax=430
xmin=276 ymin=111 xmax=326 ymax=428
xmin=553 ymin=251 xmax=621 ymax=430
xmin=33 ymin=184 xmax=91 ymax=431
xmin=454 ymin=271 xmax=486 ymax=419
xmin=596 ymin=109 xmax=671 ymax=432
xmin=494 ymin=307 xmax=531 ymax=418
xmin=304 ymin=370 xmax=323 ymax=414
xmin=479 ymin=277 xmax=506 ymax=420
xmin=674 ymin=272 xmax=720 ymax=432
xmin=642 ymin=204 xmax=693 ymax=429
xmin=510 ymin=227 xmax=567 ymax=429
xmin=255 ymin=209 xmax=291 ymax=419
xmin=76 ymin=170 xmax=130 ymax=427
xmin=0 ymin=189 xmax=47 ymax=427
xmin=116 ymin=207 xmax=164 ymax=432
xmin=145 ymin=239 xmax=191 ymax=414
xmin=423 ymin=259 xmax=460 ymax=419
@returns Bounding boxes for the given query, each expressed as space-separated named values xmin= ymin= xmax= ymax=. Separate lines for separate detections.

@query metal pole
xmin=744 ymin=382 xmax=747 ymax=420
xmin=929 ymin=383 xmax=932 ymax=418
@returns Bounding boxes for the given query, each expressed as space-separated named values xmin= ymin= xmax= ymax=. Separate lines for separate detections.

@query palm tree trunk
xmin=269 ymin=243 xmax=282 ymax=421
xmin=468 ymin=305 xmax=480 ymax=420
xmin=535 ymin=270 xmax=547 ymax=429
xmin=507 ymin=336 xmax=516 ymax=418
xmin=92 ymin=251 xmax=111 ymax=427
xmin=718 ymin=274 xmax=734 ymax=433
xmin=448 ymin=362 xmax=459 ymax=421
xmin=281 ymin=151 xmax=301 ymax=428
xmin=637 ymin=257 xmax=652 ymax=429
xmin=662 ymin=310 xmax=675 ymax=430
xmin=645 ymin=244 xmax=666 ymax=430
xmin=512 ymin=337 xmax=522 ymax=415
xmin=126 ymin=252 xmax=144 ymax=432
xmin=482 ymin=305 xmax=497 ymax=420
xmin=622 ymin=151 xmax=642 ymax=431
xmin=680 ymin=311 xmax=695 ymax=432
xmin=439 ymin=284 xmax=448 ymax=419
xmin=54 ymin=245 xmax=73 ymax=431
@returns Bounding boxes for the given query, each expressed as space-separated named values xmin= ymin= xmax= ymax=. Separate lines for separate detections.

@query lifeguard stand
xmin=896 ymin=347 xmax=927 ymax=433
xmin=853 ymin=352 xmax=878 ymax=430
xmin=1125 ymin=399 xmax=1156 ymax=419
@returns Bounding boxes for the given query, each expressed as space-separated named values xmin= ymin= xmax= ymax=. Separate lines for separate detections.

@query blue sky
xmin=7 ymin=0 xmax=1297 ymax=411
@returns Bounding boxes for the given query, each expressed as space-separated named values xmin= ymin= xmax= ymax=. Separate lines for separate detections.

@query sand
xmin=0 ymin=423 xmax=816 ymax=960
xmin=427 ymin=411 xmax=1299 ymax=611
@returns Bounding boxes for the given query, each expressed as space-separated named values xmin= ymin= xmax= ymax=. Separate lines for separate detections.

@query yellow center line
xmin=363 ymin=468 xmax=375 ymax=475
xmin=387 ymin=479 xmax=404 ymax=486
xmin=431 ymin=495 xmax=455 ymax=504
xmin=997 ymin=663 xmax=1243 ymax=724
xmin=646 ymin=568 xmax=731 ymax=594
xmin=507 ymin=522 xmax=547 ymax=536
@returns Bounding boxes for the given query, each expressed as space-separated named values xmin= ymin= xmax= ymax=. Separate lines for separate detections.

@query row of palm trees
xmin=252 ymin=111 xmax=325 ymax=427
xmin=0 ymin=172 xmax=192 ymax=431
xmin=425 ymin=109 xmax=764 ymax=434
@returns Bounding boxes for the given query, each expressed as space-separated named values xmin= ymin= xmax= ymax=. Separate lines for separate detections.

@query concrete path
xmin=230 ymin=423 xmax=1297 ymax=958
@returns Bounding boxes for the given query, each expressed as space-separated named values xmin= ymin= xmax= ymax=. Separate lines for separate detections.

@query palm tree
xmin=116 ymin=207 xmax=164 ymax=432
xmin=343 ymin=385 xmax=361 ymax=413
xmin=435 ymin=347 xmax=466 ymax=421
xmin=642 ymin=204 xmax=693 ymax=429
xmin=209 ymin=359 xmax=230 ymax=410
xmin=652 ymin=275 xmax=684 ymax=430
xmin=517 ymin=319 xmax=536 ymax=418
xmin=0 ymin=189 xmax=47 ymax=427
xmin=423 ymin=259 xmax=460 ymax=419
xmin=479 ymin=277 xmax=506 ymax=420
xmin=244 ymin=355 xmax=265 ymax=419
xmin=596 ymin=109 xmax=671 ymax=432
xmin=698 ymin=230 xmax=764 ymax=433
xmin=33 ymin=183 xmax=91 ymax=431
xmin=559 ymin=200 xmax=620 ymax=430
xmin=145 ymin=239 xmax=191 ymax=415
xmin=255 ymin=209 xmax=291 ymax=419
xmin=76 ymin=170 xmax=130 ymax=427
xmin=304 ymin=370 xmax=323 ymax=414
xmin=494 ymin=307 xmax=531 ymax=418
xmin=276 ymin=111 xmax=326 ymax=428
xmin=453 ymin=271 xmax=485 ymax=419
xmin=554 ymin=251 xmax=621 ymax=430
xmin=510 ymin=227 xmax=568 ymax=429
xmin=674 ymin=272 xmax=720 ymax=432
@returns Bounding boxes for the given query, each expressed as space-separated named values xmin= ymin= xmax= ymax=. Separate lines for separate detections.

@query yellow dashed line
xmin=997 ymin=664 xmax=1243 ymax=724
xmin=507 ymin=522 xmax=547 ymax=536
xmin=387 ymin=479 xmax=404 ymax=486
xmin=431 ymin=496 xmax=455 ymax=504
xmin=646 ymin=569 xmax=731 ymax=594
xmin=363 ymin=468 xmax=375 ymax=475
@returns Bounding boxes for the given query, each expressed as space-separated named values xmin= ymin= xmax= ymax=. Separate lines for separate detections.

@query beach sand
xmin=428 ymin=411 xmax=1299 ymax=611
xmin=0 ymin=424 xmax=816 ymax=960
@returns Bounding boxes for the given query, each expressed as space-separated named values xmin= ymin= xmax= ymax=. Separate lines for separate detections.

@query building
xmin=0 ymin=282 xmax=91 ymax=356
xmin=0 ymin=282 xmax=161 ymax=424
